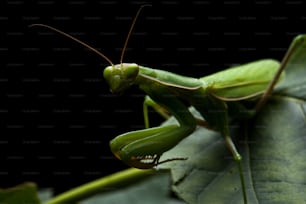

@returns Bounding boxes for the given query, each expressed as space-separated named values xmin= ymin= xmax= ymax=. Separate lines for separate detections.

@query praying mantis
xmin=30 ymin=5 xmax=306 ymax=204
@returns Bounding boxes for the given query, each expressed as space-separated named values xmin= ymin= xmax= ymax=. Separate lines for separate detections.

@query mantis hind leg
xmin=255 ymin=36 xmax=300 ymax=112
xmin=224 ymin=134 xmax=247 ymax=204
xmin=215 ymin=120 xmax=247 ymax=203
xmin=192 ymin=95 xmax=248 ymax=203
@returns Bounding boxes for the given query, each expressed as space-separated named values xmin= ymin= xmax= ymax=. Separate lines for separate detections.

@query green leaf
xmin=158 ymin=109 xmax=246 ymax=203
xmin=0 ymin=183 xmax=41 ymax=204
xmin=249 ymin=97 xmax=306 ymax=203
xmin=158 ymin=35 xmax=306 ymax=204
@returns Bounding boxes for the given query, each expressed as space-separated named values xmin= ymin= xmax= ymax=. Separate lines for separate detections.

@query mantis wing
xmin=201 ymin=59 xmax=282 ymax=101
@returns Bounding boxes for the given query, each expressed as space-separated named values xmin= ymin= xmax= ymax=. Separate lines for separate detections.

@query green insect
xmin=30 ymin=6 xmax=305 ymax=203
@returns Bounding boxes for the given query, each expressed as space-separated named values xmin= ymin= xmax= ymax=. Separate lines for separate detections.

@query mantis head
xmin=30 ymin=5 xmax=148 ymax=95
xmin=103 ymin=63 xmax=139 ymax=94
xmin=30 ymin=5 xmax=155 ymax=168
xmin=103 ymin=5 xmax=149 ymax=94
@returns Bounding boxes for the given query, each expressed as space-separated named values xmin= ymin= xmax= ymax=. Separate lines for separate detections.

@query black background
xmin=2 ymin=0 xmax=306 ymax=194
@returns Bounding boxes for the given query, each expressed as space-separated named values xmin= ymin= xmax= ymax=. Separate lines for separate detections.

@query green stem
xmin=44 ymin=168 xmax=159 ymax=204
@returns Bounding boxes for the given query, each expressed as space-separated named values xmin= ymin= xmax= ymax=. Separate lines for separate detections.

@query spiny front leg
xmin=111 ymin=92 xmax=197 ymax=169
xmin=110 ymin=125 xmax=186 ymax=169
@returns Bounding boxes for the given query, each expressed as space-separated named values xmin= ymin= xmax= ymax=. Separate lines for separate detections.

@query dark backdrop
xmin=2 ymin=0 xmax=305 ymax=194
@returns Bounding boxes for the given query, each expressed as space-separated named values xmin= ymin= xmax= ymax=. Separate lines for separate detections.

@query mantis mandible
xmin=30 ymin=5 xmax=304 ymax=203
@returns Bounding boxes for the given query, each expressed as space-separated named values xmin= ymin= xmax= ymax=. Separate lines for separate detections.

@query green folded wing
xmin=200 ymin=59 xmax=282 ymax=100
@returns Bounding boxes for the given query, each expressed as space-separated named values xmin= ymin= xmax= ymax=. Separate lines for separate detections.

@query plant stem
xmin=44 ymin=168 xmax=159 ymax=204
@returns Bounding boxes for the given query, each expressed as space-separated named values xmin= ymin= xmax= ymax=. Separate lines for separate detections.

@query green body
xmin=106 ymin=59 xmax=283 ymax=169
xmin=30 ymin=22 xmax=305 ymax=204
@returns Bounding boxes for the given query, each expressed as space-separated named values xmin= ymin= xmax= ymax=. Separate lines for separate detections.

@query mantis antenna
xmin=29 ymin=24 xmax=114 ymax=66
xmin=120 ymin=4 xmax=152 ymax=64
xmin=29 ymin=4 xmax=151 ymax=66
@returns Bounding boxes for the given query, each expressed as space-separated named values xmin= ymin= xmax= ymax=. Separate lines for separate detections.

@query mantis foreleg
xmin=110 ymin=87 xmax=198 ymax=169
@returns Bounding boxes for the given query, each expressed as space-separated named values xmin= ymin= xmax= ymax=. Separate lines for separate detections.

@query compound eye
xmin=124 ymin=64 xmax=139 ymax=80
